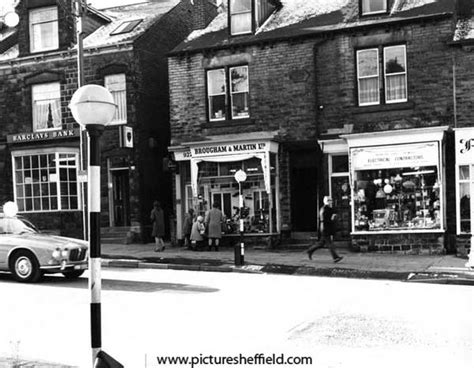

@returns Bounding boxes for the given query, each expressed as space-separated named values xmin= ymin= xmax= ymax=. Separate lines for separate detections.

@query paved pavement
xmin=101 ymin=241 xmax=474 ymax=285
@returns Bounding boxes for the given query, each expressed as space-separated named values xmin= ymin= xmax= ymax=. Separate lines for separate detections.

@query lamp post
xmin=0 ymin=5 xmax=19 ymax=28
xmin=69 ymin=85 xmax=123 ymax=368
xmin=234 ymin=169 xmax=247 ymax=266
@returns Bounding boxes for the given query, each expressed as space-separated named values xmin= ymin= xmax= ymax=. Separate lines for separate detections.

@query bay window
xmin=207 ymin=65 xmax=249 ymax=122
xmin=13 ymin=151 xmax=80 ymax=212
xmin=29 ymin=6 xmax=59 ymax=53
xmin=32 ymin=82 xmax=61 ymax=131
xmin=356 ymin=45 xmax=407 ymax=106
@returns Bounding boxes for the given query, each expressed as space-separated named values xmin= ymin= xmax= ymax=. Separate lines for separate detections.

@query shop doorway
xmin=290 ymin=150 xmax=318 ymax=232
xmin=111 ymin=169 xmax=130 ymax=226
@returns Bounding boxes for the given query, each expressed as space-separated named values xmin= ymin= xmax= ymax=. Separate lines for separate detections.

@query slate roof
xmin=172 ymin=0 xmax=455 ymax=55
xmin=83 ymin=0 xmax=180 ymax=48
xmin=0 ymin=0 xmax=180 ymax=61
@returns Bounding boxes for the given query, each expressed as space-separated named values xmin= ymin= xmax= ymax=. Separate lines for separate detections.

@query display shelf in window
xmin=353 ymin=166 xmax=441 ymax=231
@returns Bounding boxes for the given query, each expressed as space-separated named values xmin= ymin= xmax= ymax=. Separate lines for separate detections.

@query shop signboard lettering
xmin=351 ymin=142 xmax=438 ymax=170
xmin=191 ymin=142 xmax=268 ymax=158
xmin=455 ymin=129 xmax=474 ymax=165
xmin=7 ymin=129 xmax=79 ymax=144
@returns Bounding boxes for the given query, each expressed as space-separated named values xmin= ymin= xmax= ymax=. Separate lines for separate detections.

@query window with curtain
xmin=357 ymin=49 xmax=379 ymax=106
xmin=32 ymin=82 xmax=61 ymax=131
xmin=356 ymin=45 xmax=407 ymax=106
xmin=230 ymin=66 xmax=249 ymax=119
xmin=13 ymin=152 xmax=80 ymax=212
xmin=361 ymin=0 xmax=387 ymax=15
xmin=29 ymin=6 xmax=59 ymax=53
xmin=230 ymin=0 xmax=252 ymax=35
xmin=105 ymin=74 xmax=126 ymax=124
xmin=384 ymin=45 xmax=407 ymax=103
xmin=207 ymin=65 xmax=250 ymax=122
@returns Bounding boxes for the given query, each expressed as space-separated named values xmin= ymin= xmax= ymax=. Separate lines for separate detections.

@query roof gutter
xmin=169 ymin=12 xmax=453 ymax=57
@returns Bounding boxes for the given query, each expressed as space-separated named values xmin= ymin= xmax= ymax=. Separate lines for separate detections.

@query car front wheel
xmin=62 ymin=270 xmax=85 ymax=279
xmin=11 ymin=251 xmax=42 ymax=283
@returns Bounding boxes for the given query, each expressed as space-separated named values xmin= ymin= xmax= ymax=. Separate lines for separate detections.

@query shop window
xmin=360 ymin=0 xmax=387 ymax=15
xmin=353 ymin=166 xmax=441 ymax=231
xmin=356 ymin=45 xmax=407 ymax=106
xmin=32 ymin=82 xmax=61 ymax=131
xmin=458 ymin=165 xmax=471 ymax=233
xmin=13 ymin=152 xmax=80 ymax=212
xmin=207 ymin=65 xmax=249 ymax=122
xmin=29 ymin=6 xmax=59 ymax=53
xmin=105 ymin=74 xmax=127 ymax=124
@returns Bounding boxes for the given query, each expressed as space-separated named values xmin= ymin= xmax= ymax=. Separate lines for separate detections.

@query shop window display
xmin=353 ymin=166 xmax=441 ymax=231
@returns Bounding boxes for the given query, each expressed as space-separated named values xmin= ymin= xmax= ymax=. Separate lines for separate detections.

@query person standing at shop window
xmin=307 ymin=196 xmax=343 ymax=263
xmin=205 ymin=202 xmax=224 ymax=251
xmin=182 ymin=208 xmax=194 ymax=249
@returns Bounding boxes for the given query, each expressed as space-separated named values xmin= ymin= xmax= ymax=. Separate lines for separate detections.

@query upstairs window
xmin=361 ymin=0 xmax=387 ymax=15
xmin=230 ymin=0 xmax=252 ymax=35
xmin=356 ymin=45 xmax=407 ymax=106
xmin=29 ymin=6 xmax=59 ymax=53
xmin=32 ymin=82 xmax=61 ymax=131
xmin=207 ymin=65 xmax=249 ymax=122
xmin=229 ymin=0 xmax=277 ymax=36
xmin=105 ymin=74 xmax=127 ymax=124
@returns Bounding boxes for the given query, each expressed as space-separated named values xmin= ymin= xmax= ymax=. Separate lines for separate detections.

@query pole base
xmin=94 ymin=351 xmax=123 ymax=368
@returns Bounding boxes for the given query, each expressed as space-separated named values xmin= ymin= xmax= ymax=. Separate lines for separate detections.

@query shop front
xmin=170 ymin=132 xmax=280 ymax=243
xmin=6 ymin=128 xmax=84 ymax=238
xmin=342 ymin=126 xmax=448 ymax=254
xmin=454 ymin=127 xmax=474 ymax=257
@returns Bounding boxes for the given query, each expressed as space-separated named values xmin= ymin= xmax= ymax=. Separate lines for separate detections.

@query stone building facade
xmin=168 ymin=0 xmax=474 ymax=255
xmin=0 ymin=0 xmax=216 ymax=241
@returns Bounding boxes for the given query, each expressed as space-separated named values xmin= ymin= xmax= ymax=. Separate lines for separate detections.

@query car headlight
xmin=52 ymin=248 xmax=61 ymax=260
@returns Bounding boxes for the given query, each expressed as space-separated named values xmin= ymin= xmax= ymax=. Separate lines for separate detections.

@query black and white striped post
xmin=70 ymin=85 xmax=123 ymax=368
xmin=234 ymin=170 xmax=247 ymax=266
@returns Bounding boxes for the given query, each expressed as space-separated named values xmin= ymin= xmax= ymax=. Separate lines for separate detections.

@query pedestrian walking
xmin=182 ymin=208 xmax=194 ymax=248
xmin=150 ymin=200 xmax=165 ymax=252
xmin=205 ymin=202 xmax=224 ymax=251
xmin=307 ymin=196 xmax=343 ymax=263
xmin=190 ymin=215 xmax=206 ymax=251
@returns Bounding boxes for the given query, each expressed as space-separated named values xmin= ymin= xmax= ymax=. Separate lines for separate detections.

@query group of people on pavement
xmin=182 ymin=202 xmax=224 ymax=251
xmin=151 ymin=194 xmax=343 ymax=263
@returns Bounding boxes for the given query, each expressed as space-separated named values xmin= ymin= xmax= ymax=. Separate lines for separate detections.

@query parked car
xmin=0 ymin=202 xmax=88 ymax=283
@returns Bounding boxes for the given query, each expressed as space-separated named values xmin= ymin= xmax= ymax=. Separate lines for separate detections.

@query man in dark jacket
xmin=307 ymin=196 xmax=343 ymax=263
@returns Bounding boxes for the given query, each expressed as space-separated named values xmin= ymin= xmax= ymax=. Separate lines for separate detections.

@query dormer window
xmin=229 ymin=0 xmax=277 ymax=36
xmin=29 ymin=6 xmax=59 ymax=53
xmin=360 ymin=0 xmax=387 ymax=16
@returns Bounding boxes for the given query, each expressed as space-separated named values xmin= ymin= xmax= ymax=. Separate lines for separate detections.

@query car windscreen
xmin=0 ymin=217 xmax=39 ymax=235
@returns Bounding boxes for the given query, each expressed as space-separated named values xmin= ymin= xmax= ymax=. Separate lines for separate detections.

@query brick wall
xmin=169 ymin=40 xmax=318 ymax=228
xmin=315 ymin=18 xmax=456 ymax=135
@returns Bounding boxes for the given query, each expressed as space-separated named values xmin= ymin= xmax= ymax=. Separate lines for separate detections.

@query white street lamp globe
xmin=234 ymin=169 xmax=247 ymax=183
xmin=4 ymin=11 xmax=19 ymax=27
xmin=3 ymin=201 xmax=18 ymax=217
xmin=69 ymin=84 xmax=116 ymax=127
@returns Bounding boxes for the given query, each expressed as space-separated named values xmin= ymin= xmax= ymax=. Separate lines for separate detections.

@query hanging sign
xmin=351 ymin=142 xmax=439 ymax=170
